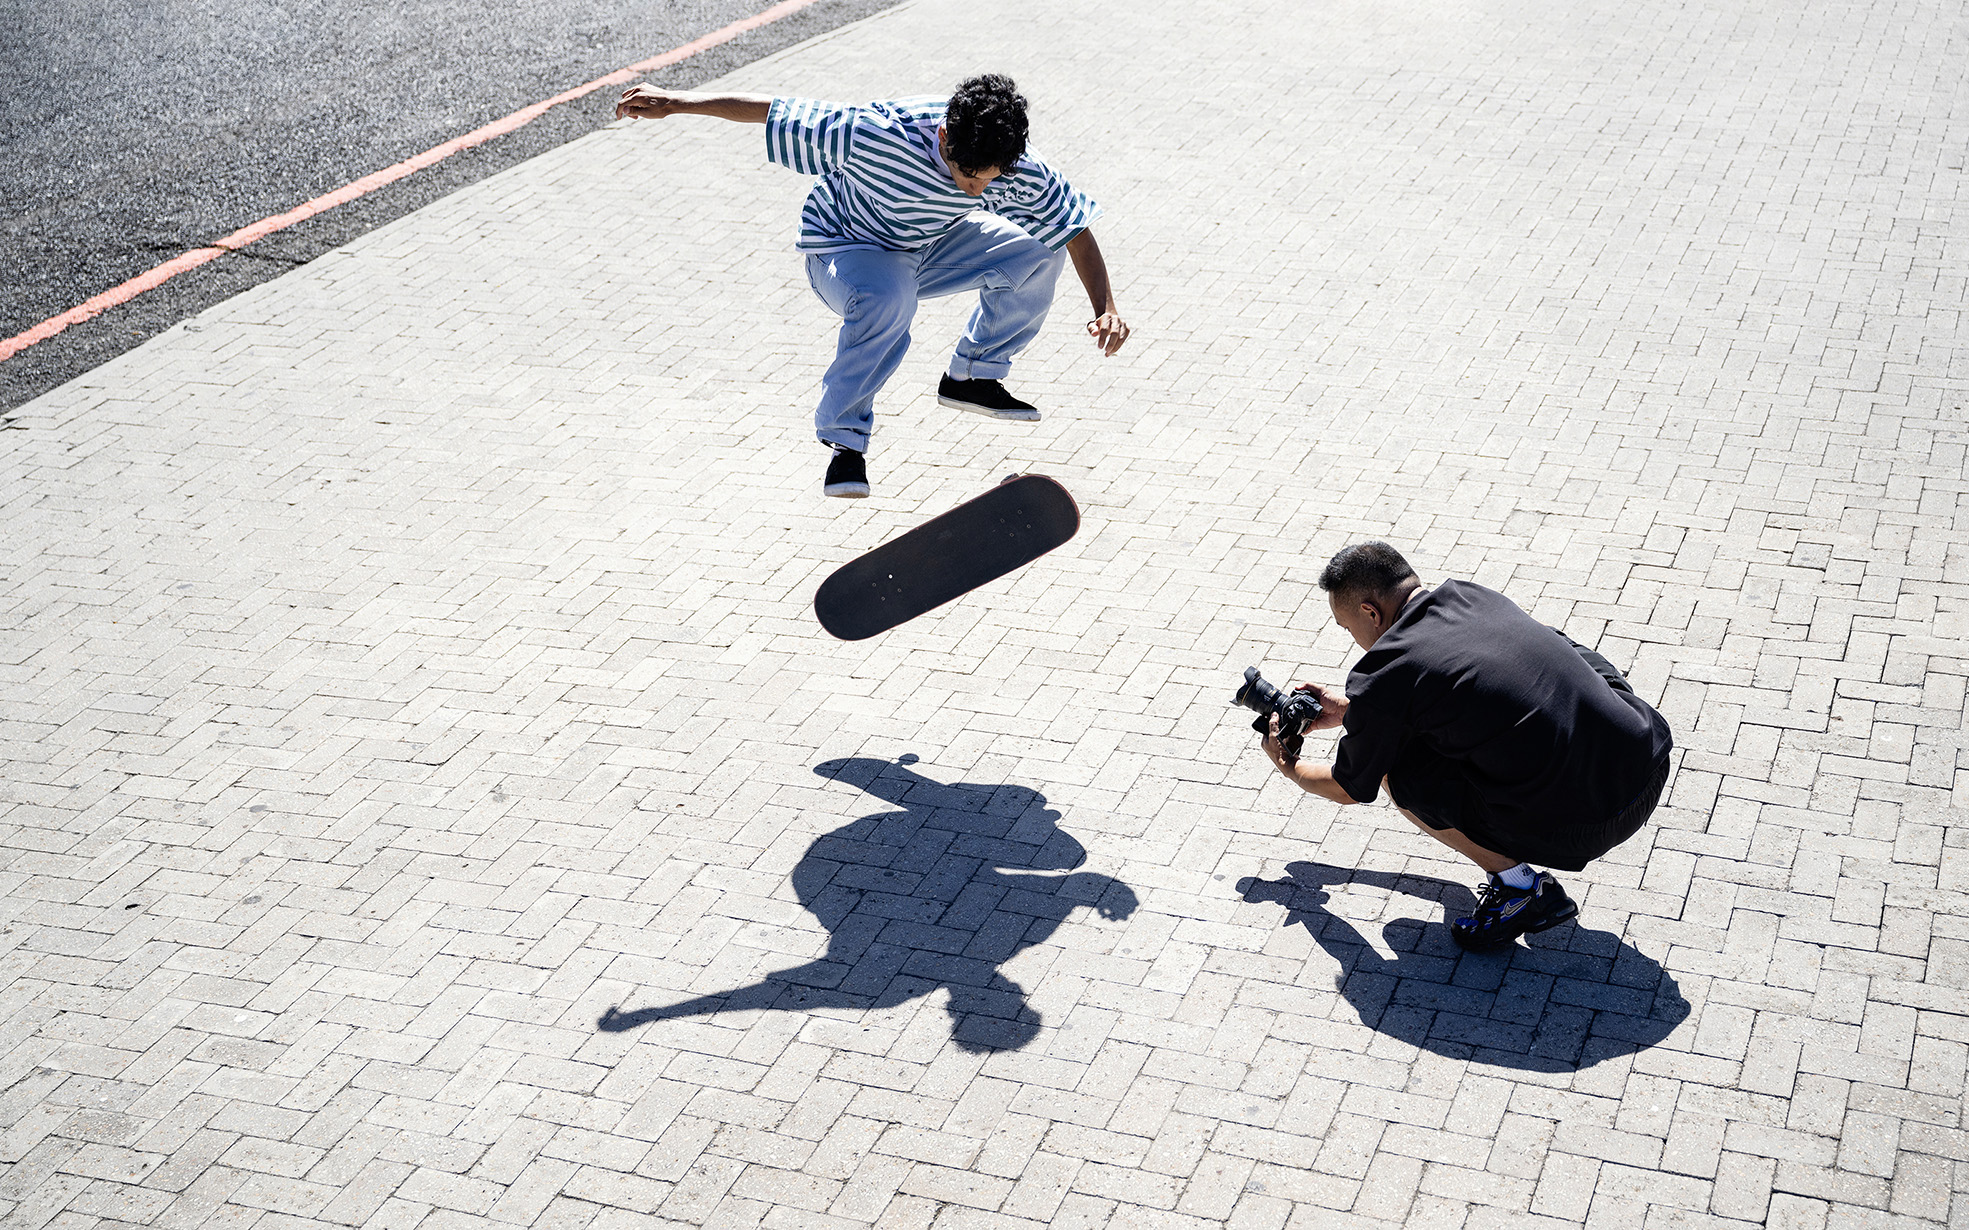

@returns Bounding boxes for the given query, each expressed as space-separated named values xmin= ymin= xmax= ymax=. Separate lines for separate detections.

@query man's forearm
xmin=1064 ymin=229 xmax=1117 ymax=316
xmin=616 ymin=87 xmax=773 ymax=123
xmin=1065 ymin=229 xmax=1128 ymax=355
xmin=673 ymin=92 xmax=773 ymax=123
xmin=1278 ymin=758 xmax=1361 ymax=807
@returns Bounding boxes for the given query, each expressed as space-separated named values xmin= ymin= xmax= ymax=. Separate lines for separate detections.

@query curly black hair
xmin=944 ymin=74 xmax=1029 ymax=174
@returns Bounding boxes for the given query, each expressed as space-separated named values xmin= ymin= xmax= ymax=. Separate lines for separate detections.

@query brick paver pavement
xmin=3 ymin=0 xmax=1965 ymax=1226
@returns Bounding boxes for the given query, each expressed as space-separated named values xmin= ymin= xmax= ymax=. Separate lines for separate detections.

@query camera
xmin=1233 ymin=667 xmax=1323 ymax=754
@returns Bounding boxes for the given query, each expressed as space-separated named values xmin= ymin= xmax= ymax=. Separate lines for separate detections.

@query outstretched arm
xmin=615 ymin=86 xmax=773 ymax=123
xmin=1064 ymin=229 xmax=1129 ymax=356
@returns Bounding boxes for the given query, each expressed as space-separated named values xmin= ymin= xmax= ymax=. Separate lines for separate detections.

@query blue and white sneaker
xmin=1451 ymin=872 xmax=1578 ymax=951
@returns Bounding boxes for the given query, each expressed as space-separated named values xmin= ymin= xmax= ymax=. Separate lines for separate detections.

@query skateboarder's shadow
xmin=599 ymin=756 xmax=1136 ymax=1052
xmin=1237 ymin=862 xmax=1689 ymax=1072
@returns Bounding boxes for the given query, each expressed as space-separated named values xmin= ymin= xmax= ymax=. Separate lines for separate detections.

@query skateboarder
xmin=615 ymin=73 xmax=1129 ymax=498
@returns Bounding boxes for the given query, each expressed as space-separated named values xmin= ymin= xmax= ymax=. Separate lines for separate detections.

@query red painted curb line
xmin=0 ymin=0 xmax=826 ymax=366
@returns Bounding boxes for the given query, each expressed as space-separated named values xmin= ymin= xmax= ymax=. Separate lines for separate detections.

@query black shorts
xmin=1388 ymin=748 xmax=1671 ymax=873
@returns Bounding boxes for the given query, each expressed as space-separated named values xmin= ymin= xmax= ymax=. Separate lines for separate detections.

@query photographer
xmin=1258 ymin=542 xmax=1674 ymax=950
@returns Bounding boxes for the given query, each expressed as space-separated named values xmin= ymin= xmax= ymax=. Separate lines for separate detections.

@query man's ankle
xmin=1495 ymin=862 xmax=1537 ymax=890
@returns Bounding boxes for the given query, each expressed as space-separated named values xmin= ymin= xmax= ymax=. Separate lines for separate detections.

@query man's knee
xmin=850 ymin=284 xmax=917 ymax=331
xmin=844 ymin=269 xmax=917 ymax=325
xmin=1014 ymin=242 xmax=1067 ymax=291
xmin=815 ymin=253 xmax=918 ymax=324
xmin=966 ymin=219 xmax=1064 ymax=287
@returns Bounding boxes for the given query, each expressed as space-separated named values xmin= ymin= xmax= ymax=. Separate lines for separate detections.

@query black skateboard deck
xmin=814 ymin=475 xmax=1080 ymax=640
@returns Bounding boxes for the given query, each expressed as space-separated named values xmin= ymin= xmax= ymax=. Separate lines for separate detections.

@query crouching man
xmin=1260 ymin=542 xmax=1674 ymax=950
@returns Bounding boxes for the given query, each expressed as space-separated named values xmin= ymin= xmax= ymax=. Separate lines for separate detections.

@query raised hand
xmin=615 ymin=85 xmax=692 ymax=120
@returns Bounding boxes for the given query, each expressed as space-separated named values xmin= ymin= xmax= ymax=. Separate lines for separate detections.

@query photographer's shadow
xmin=599 ymin=756 xmax=1136 ymax=1052
xmin=1238 ymin=862 xmax=1688 ymax=1072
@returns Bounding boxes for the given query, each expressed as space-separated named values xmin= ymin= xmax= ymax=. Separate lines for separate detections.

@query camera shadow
xmin=598 ymin=755 xmax=1137 ymax=1052
xmin=1237 ymin=862 xmax=1689 ymax=1072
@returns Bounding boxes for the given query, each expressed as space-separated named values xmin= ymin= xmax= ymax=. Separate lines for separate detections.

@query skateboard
xmin=814 ymin=474 xmax=1080 ymax=640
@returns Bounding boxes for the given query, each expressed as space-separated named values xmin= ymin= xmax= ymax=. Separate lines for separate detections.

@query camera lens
xmin=1235 ymin=666 xmax=1281 ymax=715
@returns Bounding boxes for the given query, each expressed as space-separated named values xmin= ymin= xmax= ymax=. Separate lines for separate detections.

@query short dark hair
xmin=944 ymin=74 xmax=1028 ymax=173
xmin=1318 ymin=542 xmax=1418 ymax=599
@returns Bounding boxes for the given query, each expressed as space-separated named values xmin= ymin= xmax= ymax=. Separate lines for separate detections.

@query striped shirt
xmin=764 ymin=96 xmax=1102 ymax=253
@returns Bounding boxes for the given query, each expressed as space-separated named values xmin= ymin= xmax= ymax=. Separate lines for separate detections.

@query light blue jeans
xmin=804 ymin=213 xmax=1068 ymax=452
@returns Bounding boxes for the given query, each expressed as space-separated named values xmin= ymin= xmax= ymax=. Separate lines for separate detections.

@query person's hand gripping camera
xmin=1234 ymin=667 xmax=1346 ymax=768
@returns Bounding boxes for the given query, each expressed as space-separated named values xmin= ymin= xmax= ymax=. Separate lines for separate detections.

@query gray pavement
xmin=2 ymin=0 xmax=1966 ymax=1226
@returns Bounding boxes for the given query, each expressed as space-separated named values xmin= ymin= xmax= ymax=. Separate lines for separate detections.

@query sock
xmin=1496 ymin=862 xmax=1537 ymax=890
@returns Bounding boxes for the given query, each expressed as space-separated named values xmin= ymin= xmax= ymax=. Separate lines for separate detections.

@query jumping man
xmin=615 ymin=74 xmax=1129 ymax=498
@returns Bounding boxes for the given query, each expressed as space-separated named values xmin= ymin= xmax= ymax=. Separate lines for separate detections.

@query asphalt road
xmin=0 ymin=0 xmax=897 ymax=413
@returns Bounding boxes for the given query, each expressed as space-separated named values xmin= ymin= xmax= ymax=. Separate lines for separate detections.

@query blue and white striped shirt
xmin=764 ymin=96 xmax=1102 ymax=253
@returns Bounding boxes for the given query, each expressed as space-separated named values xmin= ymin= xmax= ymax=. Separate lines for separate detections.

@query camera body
xmin=1233 ymin=667 xmax=1323 ymax=755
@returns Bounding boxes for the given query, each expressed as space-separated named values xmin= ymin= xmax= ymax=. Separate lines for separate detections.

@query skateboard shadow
xmin=598 ymin=756 xmax=1136 ymax=1052
xmin=1236 ymin=862 xmax=1689 ymax=1072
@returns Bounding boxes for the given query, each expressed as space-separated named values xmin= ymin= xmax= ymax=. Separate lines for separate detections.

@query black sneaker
xmin=823 ymin=445 xmax=870 ymax=498
xmin=937 ymin=375 xmax=1040 ymax=421
xmin=1450 ymin=872 xmax=1578 ymax=951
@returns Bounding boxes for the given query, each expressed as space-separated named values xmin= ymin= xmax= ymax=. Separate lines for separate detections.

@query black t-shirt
xmin=1331 ymin=580 xmax=1673 ymax=838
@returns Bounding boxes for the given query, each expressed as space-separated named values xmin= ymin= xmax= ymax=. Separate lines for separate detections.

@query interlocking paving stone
xmin=3 ymin=0 xmax=1968 ymax=1225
